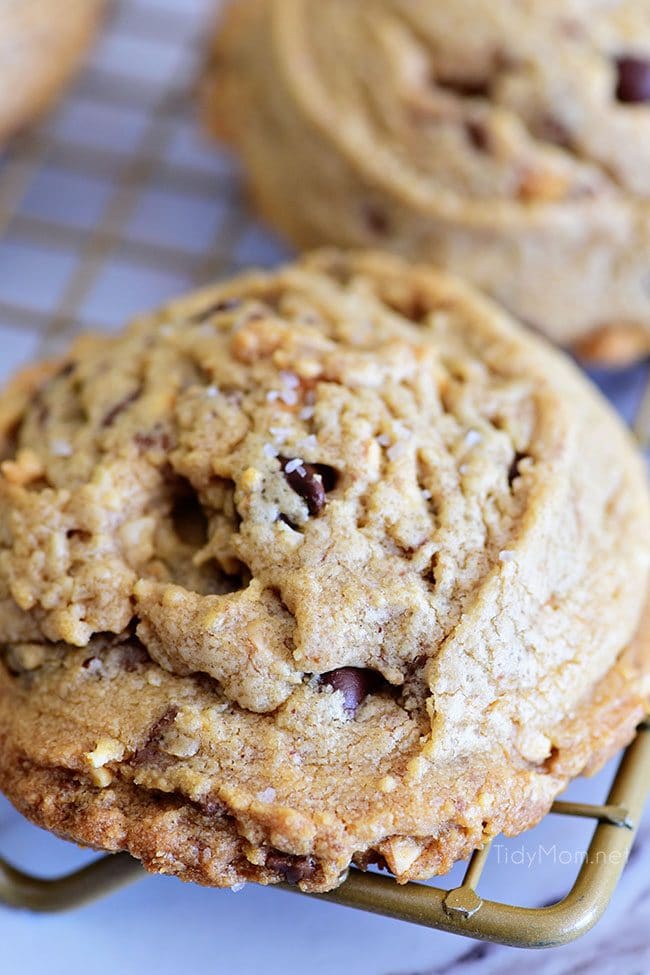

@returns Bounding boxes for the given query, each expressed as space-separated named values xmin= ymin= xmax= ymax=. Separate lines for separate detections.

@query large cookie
xmin=0 ymin=0 xmax=104 ymax=143
xmin=0 ymin=251 xmax=648 ymax=892
xmin=205 ymin=0 xmax=650 ymax=364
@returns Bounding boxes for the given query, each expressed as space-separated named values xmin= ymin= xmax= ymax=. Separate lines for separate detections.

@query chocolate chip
xmin=131 ymin=707 xmax=178 ymax=767
xmin=101 ymin=386 xmax=142 ymax=428
xmin=320 ymin=667 xmax=379 ymax=715
xmin=435 ymin=75 xmax=490 ymax=97
xmin=280 ymin=458 xmax=337 ymax=516
xmin=362 ymin=203 xmax=390 ymax=236
xmin=117 ymin=641 xmax=151 ymax=672
xmin=317 ymin=465 xmax=337 ymax=491
xmin=265 ymin=852 xmax=316 ymax=885
xmin=507 ymin=451 xmax=527 ymax=487
xmin=615 ymin=56 xmax=650 ymax=103
xmin=465 ymin=120 xmax=489 ymax=151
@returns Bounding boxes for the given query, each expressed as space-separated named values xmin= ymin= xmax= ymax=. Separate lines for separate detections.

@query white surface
xmin=0 ymin=1 xmax=648 ymax=973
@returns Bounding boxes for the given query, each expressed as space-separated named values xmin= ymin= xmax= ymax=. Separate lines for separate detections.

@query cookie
xmin=204 ymin=0 xmax=650 ymax=364
xmin=0 ymin=251 xmax=648 ymax=892
xmin=0 ymin=0 xmax=104 ymax=143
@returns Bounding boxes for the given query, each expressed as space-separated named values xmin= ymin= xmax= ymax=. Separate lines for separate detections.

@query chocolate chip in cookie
xmin=465 ymin=120 xmax=490 ymax=151
xmin=320 ymin=667 xmax=381 ymax=715
xmin=280 ymin=458 xmax=337 ymax=516
xmin=265 ymin=851 xmax=316 ymax=884
xmin=362 ymin=202 xmax=391 ymax=236
xmin=615 ymin=56 xmax=650 ymax=103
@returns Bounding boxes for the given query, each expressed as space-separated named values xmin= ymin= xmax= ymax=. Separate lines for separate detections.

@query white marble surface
xmin=0 ymin=0 xmax=648 ymax=972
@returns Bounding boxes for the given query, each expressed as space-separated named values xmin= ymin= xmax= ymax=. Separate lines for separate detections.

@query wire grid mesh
xmin=0 ymin=0 xmax=291 ymax=362
xmin=0 ymin=0 xmax=649 ymax=951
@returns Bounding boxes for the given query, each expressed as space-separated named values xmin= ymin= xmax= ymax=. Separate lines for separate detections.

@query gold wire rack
xmin=0 ymin=0 xmax=648 ymax=951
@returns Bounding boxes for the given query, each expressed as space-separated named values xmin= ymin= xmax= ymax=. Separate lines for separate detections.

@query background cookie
xmin=0 ymin=251 xmax=648 ymax=892
xmin=205 ymin=0 xmax=650 ymax=364
xmin=0 ymin=0 xmax=104 ymax=143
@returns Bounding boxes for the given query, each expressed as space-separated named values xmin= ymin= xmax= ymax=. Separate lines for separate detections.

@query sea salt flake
xmin=263 ymin=443 xmax=278 ymax=458
xmin=280 ymin=388 xmax=299 ymax=406
xmin=464 ymin=429 xmax=482 ymax=448
xmin=270 ymin=427 xmax=291 ymax=441
xmin=284 ymin=457 xmax=304 ymax=474
xmin=50 ymin=439 xmax=73 ymax=457
xmin=205 ymin=386 xmax=219 ymax=398
xmin=299 ymin=406 xmax=314 ymax=421
xmin=230 ymin=882 xmax=246 ymax=893
xmin=387 ymin=441 xmax=407 ymax=461
xmin=256 ymin=787 xmax=277 ymax=803
xmin=267 ymin=390 xmax=280 ymax=402
xmin=298 ymin=434 xmax=317 ymax=450
xmin=421 ymin=489 xmax=432 ymax=500
xmin=499 ymin=549 xmax=516 ymax=562
xmin=377 ymin=434 xmax=391 ymax=447
xmin=279 ymin=371 xmax=300 ymax=389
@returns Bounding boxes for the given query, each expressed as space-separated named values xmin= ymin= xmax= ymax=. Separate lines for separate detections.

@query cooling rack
xmin=0 ymin=0 xmax=648 ymax=951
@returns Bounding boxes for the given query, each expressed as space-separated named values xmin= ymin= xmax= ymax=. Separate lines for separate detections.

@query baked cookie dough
xmin=205 ymin=0 xmax=650 ymax=364
xmin=0 ymin=0 xmax=104 ymax=143
xmin=0 ymin=251 xmax=648 ymax=892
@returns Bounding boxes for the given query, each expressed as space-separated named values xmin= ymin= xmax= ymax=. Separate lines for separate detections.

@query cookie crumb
xmin=85 ymin=737 xmax=125 ymax=768
xmin=379 ymin=775 xmax=398 ymax=793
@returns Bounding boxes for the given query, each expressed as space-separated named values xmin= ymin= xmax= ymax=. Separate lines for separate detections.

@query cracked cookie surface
xmin=205 ymin=0 xmax=650 ymax=363
xmin=0 ymin=251 xmax=648 ymax=891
